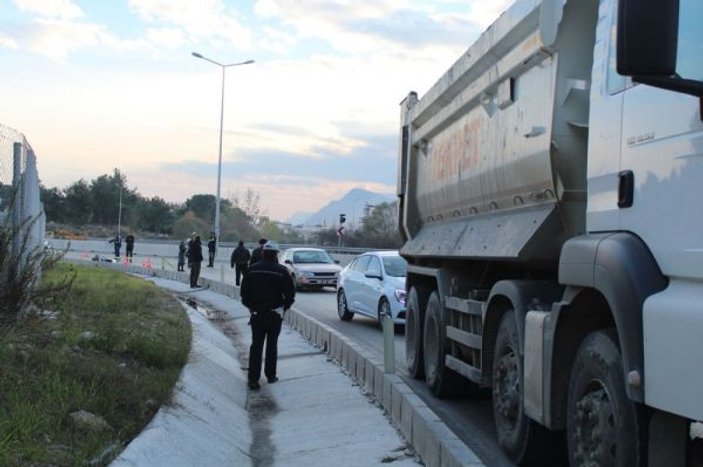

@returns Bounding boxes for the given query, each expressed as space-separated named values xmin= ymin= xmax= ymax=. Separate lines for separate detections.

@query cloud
xmin=13 ymin=0 xmax=84 ymax=20
xmin=253 ymin=0 xmax=486 ymax=55
xmin=128 ymin=0 xmax=253 ymax=49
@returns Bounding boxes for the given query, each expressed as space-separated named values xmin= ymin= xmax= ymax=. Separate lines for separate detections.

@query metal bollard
xmin=382 ymin=310 xmax=395 ymax=374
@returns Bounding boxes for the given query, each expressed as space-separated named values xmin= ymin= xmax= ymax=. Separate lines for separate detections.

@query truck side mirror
xmin=617 ymin=0 xmax=703 ymax=109
xmin=617 ymin=0 xmax=678 ymax=77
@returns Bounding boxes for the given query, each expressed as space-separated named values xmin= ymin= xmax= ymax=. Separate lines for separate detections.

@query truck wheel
xmin=567 ymin=330 xmax=644 ymax=467
xmin=337 ymin=289 xmax=354 ymax=321
xmin=423 ymin=291 xmax=461 ymax=397
xmin=405 ymin=286 xmax=426 ymax=379
xmin=493 ymin=310 xmax=555 ymax=464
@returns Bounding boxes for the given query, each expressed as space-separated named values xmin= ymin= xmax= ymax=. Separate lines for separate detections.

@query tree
xmin=258 ymin=217 xmax=284 ymax=242
xmin=183 ymin=194 xmax=216 ymax=226
xmin=219 ymin=205 xmax=259 ymax=242
xmin=172 ymin=211 xmax=209 ymax=240
xmin=137 ymin=196 xmax=175 ymax=234
xmin=63 ymin=180 xmax=93 ymax=224
xmin=40 ymin=185 xmax=66 ymax=222
xmin=354 ymin=201 xmax=402 ymax=248
xmin=90 ymin=169 xmax=138 ymax=227
xmin=232 ymin=188 xmax=263 ymax=226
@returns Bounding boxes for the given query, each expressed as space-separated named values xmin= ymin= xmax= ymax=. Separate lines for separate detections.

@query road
xmin=56 ymin=239 xmax=516 ymax=466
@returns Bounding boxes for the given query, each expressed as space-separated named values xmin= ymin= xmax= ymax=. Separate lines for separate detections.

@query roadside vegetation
xmin=40 ymin=168 xmax=403 ymax=248
xmin=0 ymin=263 xmax=191 ymax=466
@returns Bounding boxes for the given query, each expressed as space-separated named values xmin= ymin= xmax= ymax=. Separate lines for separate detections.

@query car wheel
xmin=567 ymin=330 xmax=645 ymax=467
xmin=337 ymin=289 xmax=354 ymax=321
xmin=291 ymin=273 xmax=301 ymax=291
xmin=377 ymin=298 xmax=391 ymax=329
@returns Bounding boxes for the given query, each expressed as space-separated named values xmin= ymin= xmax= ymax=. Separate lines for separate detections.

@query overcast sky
xmin=1 ymin=0 xmax=512 ymax=220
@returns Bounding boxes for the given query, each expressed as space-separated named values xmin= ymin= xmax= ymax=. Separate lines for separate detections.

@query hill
xmin=300 ymin=188 xmax=395 ymax=229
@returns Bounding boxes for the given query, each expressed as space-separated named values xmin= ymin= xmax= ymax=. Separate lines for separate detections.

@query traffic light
xmin=339 ymin=213 xmax=346 ymax=224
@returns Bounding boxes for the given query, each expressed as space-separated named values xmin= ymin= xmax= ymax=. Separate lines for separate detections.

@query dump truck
xmin=397 ymin=0 xmax=702 ymax=464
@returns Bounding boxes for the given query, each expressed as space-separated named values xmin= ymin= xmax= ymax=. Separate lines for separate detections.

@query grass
xmin=0 ymin=263 xmax=192 ymax=466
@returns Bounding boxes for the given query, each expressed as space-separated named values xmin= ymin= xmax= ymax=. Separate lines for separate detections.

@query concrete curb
xmin=283 ymin=308 xmax=483 ymax=467
xmin=111 ymin=294 xmax=251 ymax=466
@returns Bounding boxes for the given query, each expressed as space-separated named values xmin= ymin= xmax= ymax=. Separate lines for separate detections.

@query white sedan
xmin=336 ymin=251 xmax=407 ymax=325
xmin=280 ymin=247 xmax=343 ymax=290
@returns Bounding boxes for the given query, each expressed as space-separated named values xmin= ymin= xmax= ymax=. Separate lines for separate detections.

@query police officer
xmin=240 ymin=241 xmax=295 ymax=390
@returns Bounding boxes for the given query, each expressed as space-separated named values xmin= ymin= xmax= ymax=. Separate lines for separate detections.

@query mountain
xmin=302 ymin=188 xmax=395 ymax=228
xmin=288 ymin=211 xmax=314 ymax=226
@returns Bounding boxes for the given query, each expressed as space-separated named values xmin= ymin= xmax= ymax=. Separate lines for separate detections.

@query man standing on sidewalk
xmin=230 ymin=240 xmax=251 ymax=286
xmin=187 ymin=234 xmax=203 ymax=288
xmin=207 ymin=233 xmax=217 ymax=267
xmin=240 ymin=241 xmax=295 ymax=390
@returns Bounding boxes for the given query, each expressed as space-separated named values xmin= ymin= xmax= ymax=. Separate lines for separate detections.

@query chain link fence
xmin=0 ymin=123 xmax=46 ymax=271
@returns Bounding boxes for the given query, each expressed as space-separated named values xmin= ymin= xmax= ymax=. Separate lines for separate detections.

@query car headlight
xmin=394 ymin=289 xmax=406 ymax=305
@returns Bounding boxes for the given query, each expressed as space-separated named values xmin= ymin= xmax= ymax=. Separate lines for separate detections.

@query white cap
xmin=263 ymin=241 xmax=279 ymax=251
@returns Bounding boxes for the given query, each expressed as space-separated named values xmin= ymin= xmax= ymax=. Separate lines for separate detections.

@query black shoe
xmin=248 ymin=381 xmax=260 ymax=390
xmin=267 ymin=377 xmax=278 ymax=384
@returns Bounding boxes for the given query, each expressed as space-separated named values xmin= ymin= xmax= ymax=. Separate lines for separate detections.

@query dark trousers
xmin=208 ymin=250 xmax=215 ymax=267
xmin=248 ymin=311 xmax=282 ymax=383
xmin=190 ymin=262 xmax=201 ymax=287
xmin=235 ymin=263 xmax=248 ymax=286
xmin=126 ymin=246 xmax=133 ymax=262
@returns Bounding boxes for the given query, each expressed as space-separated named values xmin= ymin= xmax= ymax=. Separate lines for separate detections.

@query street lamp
xmin=192 ymin=52 xmax=255 ymax=241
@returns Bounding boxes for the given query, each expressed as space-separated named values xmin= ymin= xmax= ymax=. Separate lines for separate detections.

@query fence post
xmin=12 ymin=142 xmax=22 ymax=255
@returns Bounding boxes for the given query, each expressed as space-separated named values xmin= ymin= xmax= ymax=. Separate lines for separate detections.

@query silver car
xmin=336 ymin=251 xmax=407 ymax=325
xmin=280 ymin=247 xmax=342 ymax=290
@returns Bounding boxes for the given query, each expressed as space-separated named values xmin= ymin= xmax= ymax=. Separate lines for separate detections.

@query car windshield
xmin=293 ymin=250 xmax=334 ymax=264
xmin=382 ymin=256 xmax=407 ymax=277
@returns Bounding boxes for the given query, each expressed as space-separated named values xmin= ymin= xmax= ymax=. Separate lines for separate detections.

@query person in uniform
xmin=240 ymin=241 xmax=295 ymax=390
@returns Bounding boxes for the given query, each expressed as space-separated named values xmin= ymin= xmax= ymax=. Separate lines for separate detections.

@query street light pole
xmin=192 ymin=52 xmax=254 ymax=241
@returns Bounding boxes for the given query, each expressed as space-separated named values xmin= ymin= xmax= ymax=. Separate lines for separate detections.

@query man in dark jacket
xmin=187 ymin=234 xmax=204 ymax=288
xmin=125 ymin=234 xmax=135 ymax=262
xmin=241 ymin=241 xmax=295 ymax=390
xmin=207 ymin=233 xmax=217 ymax=267
xmin=230 ymin=240 xmax=251 ymax=286
xmin=248 ymin=238 xmax=267 ymax=267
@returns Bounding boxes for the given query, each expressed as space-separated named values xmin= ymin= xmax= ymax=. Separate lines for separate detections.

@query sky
xmin=0 ymin=0 xmax=512 ymax=221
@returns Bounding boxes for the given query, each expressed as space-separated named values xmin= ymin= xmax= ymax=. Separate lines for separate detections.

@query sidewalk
xmin=110 ymin=276 xmax=421 ymax=467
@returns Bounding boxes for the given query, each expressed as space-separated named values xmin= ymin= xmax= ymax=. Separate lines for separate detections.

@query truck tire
xmin=567 ymin=330 xmax=645 ymax=467
xmin=493 ymin=310 xmax=557 ymax=464
xmin=405 ymin=286 xmax=425 ymax=379
xmin=423 ymin=291 xmax=461 ymax=397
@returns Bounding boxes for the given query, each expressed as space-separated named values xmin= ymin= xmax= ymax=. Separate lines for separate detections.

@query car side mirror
xmin=334 ymin=260 xmax=340 ymax=264
xmin=365 ymin=271 xmax=382 ymax=280
xmin=284 ymin=259 xmax=292 ymax=265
